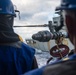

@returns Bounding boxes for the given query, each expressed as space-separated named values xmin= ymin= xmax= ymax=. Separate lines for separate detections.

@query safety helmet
xmin=56 ymin=0 xmax=76 ymax=10
xmin=0 ymin=0 xmax=16 ymax=16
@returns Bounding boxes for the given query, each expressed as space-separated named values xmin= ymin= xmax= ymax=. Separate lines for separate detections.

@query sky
xmin=12 ymin=0 xmax=61 ymax=40
xmin=12 ymin=0 xmax=60 ymax=25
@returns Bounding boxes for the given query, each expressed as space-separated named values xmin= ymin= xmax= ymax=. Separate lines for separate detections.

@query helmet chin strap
xmin=14 ymin=5 xmax=21 ymax=19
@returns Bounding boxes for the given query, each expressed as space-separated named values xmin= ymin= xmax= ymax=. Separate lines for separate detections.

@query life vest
xmin=0 ymin=41 xmax=35 ymax=75
xmin=24 ymin=54 xmax=76 ymax=75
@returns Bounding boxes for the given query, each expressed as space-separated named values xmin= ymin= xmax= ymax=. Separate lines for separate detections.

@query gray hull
xmin=25 ymin=38 xmax=74 ymax=51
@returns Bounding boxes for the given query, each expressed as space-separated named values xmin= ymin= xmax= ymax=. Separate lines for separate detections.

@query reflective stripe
xmin=18 ymin=35 xmax=23 ymax=42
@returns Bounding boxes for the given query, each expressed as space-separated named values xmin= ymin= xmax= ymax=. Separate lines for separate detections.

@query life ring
xmin=50 ymin=44 xmax=69 ymax=58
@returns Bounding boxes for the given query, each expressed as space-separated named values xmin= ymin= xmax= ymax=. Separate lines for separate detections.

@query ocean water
xmin=14 ymin=27 xmax=51 ymax=67
xmin=35 ymin=49 xmax=50 ymax=67
xmin=14 ymin=27 xmax=74 ymax=67
xmin=14 ymin=27 xmax=49 ymax=41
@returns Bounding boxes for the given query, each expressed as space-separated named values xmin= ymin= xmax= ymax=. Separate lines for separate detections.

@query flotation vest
xmin=0 ymin=41 xmax=35 ymax=75
xmin=24 ymin=54 xmax=76 ymax=75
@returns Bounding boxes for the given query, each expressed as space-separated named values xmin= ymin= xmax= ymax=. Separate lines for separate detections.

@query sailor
xmin=0 ymin=0 xmax=38 ymax=75
xmin=23 ymin=0 xmax=76 ymax=75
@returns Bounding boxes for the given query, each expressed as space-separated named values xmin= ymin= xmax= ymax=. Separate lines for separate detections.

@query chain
xmin=55 ymin=36 xmax=64 ymax=58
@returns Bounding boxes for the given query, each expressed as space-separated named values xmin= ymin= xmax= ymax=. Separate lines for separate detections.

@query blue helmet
xmin=56 ymin=0 xmax=76 ymax=10
xmin=0 ymin=0 xmax=16 ymax=16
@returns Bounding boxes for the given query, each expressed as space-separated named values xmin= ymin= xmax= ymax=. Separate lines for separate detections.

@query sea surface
xmin=14 ymin=27 xmax=49 ymax=41
xmin=35 ymin=49 xmax=50 ymax=67
xmin=14 ymin=27 xmax=51 ymax=67
xmin=14 ymin=27 xmax=74 ymax=67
